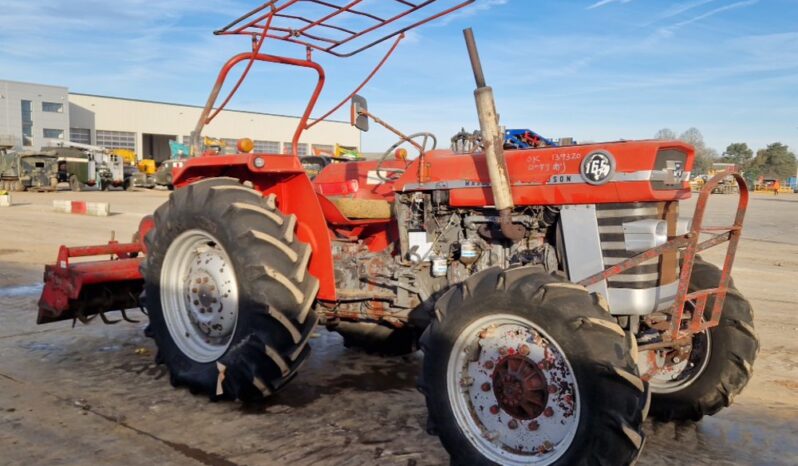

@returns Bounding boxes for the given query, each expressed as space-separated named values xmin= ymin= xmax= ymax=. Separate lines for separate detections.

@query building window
xmin=70 ymin=128 xmax=91 ymax=145
xmin=21 ymin=100 xmax=33 ymax=146
xmin=43 ymin=128 xmax=64 ymax=140
xmin=312 ymin=144 xmax=334 ymax=155
xmin=221 ymin=138 xmax=239 ymax=154
xmin=183 ymin=135 xmax=193 ymax=145
xmin=283 ymin=142 xmax=293 ymax=154
xmin=296 ymin=143 xmax=308 ymax=156
xmin=254 ymin=140 xmax=280 ymax=153
xmin=96 ymin=130 xmax=136 ymax=151
xmin=42 ymin=102 xmax=63 ymax=113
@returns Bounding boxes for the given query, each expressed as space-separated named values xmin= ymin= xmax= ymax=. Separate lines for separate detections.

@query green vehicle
xmin=46 ymin=143 xmax=125 ymax=191
xmin=0 ymin=148 xmax=59 ymax=192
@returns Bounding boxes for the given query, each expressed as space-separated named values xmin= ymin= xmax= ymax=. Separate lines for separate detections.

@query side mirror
xmin=351 ymin=95 xmax=369 ymax=132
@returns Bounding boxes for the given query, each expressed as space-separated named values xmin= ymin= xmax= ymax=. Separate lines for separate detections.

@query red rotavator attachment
xmin=37 ymin=217 xmax=154 ymax=325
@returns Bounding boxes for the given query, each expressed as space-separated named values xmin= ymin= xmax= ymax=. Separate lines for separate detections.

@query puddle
xmin=0 ymin=283 xmax=43 ymax=298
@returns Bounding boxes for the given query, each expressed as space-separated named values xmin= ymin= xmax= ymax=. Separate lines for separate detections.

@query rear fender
xmin=173 ymin=154 xmax=336 ymax=301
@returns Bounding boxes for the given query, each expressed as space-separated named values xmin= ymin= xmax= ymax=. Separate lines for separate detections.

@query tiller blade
xmin=37 ymin=217 xmax=153 ymax=325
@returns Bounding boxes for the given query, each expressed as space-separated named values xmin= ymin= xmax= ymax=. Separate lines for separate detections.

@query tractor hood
xmin=395 ymin=140 xmax=694 ymax=207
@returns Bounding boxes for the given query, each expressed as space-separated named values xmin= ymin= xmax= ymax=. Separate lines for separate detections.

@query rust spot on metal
xmin=492 ymin=355 xmax=548 ymax=420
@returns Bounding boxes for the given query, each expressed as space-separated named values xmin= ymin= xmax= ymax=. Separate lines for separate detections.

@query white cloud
xmin=587 ymin=0 xmax=635 ymax=10
xmin=656 ymin=0 xmax=718 ymax=20
xmin=658 ymin=0 xmax=759 ymax=37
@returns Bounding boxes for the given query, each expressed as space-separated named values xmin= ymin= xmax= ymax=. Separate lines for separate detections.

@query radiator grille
xmin=596 ymin=202 xmax=664 ymax=289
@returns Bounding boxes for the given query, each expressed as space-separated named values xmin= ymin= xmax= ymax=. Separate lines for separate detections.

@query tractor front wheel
xmin=142 ymin=177 xmax=319 ymax=401
xmin=420 ymin=267 xmax=647 ymax=465
xmin=640 ymin=259 xmax=758 ymax=421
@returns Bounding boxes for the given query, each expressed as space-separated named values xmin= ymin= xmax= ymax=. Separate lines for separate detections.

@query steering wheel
xmin=375 ymin=132 xmax=437 ymax=182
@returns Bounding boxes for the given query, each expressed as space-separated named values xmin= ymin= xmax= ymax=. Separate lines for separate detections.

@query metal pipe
xmin=463 ymin=28 xmax=523 ymax=241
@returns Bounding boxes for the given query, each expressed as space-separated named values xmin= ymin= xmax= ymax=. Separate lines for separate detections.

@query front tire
xmin=142 ymin=177 xmax=319 ymax=401
xmin=643 ymin=259 xmax=758 ymax=421
xmin=420 ymin=267 xmax=647 ymax=465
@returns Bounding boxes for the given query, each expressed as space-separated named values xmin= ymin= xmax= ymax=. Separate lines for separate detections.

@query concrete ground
xmin=1 ymin=188 xmax=797 ymax=465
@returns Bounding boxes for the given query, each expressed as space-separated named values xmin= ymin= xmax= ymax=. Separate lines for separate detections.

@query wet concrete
xmin=1 ymin=191 xmax=797 ymax=465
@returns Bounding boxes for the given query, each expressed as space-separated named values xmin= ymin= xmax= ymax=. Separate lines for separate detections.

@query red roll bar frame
xmin=190 ymin=0 xmax=474 ymax=156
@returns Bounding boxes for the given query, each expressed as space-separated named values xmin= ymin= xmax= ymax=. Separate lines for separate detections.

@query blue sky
xmin=1 ymin=0 xmax=796 ymax=153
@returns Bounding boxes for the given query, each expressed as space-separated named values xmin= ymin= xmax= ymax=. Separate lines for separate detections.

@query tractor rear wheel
xmin=420 ymin=267 xmax=647 ymax=465
xmin=142 ymin=177 xmax=319 ymax=401
xmin=642 ymin=258 xmax=758 ymax=421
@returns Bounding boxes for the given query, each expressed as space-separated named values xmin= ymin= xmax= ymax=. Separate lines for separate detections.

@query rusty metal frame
xmin=193 ymin=0 xmax=474 ymax=156
xmin=216 ymin=0 xmax=474 ymax=57
xmin=578 ymin=169 xmax=748 ymax=341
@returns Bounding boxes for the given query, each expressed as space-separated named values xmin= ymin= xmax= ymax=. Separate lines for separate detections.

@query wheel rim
xmin=640 ymin=330 xmax=712 ymax=393
xmin=447 ymin=314 xmax=580 ymax=465
xmin=160 ymin=229 xmax=239 ymax=363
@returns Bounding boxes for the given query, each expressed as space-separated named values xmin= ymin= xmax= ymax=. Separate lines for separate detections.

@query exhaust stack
xmin=463 ymin=28 xmax=524 ymax=241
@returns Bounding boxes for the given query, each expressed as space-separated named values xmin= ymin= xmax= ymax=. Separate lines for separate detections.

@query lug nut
xmin=519 ymin=345 xmax=530 ymax=356
xmin=489 ymin=405 xmax=500 ymax=415
xmin=481 ymin=383 xmax=491 ymax=392
xmin=508 ymin=419 xmax=519 ymax=430
xmin=484 ymin=361 xmax=494 ymax=370
xmin=543 ymin=407 xmax=554 ymax=417
xmin=528 ymin=420 xmax=540 ymax=431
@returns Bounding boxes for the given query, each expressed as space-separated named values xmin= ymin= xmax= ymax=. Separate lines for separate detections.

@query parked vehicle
xmin=37 ymin=2 xmax=757 ymax=464
xmin=44 ymin=142 xmax=125 ymax=191
xmin=0 ymin=147 xmax=59 ymax=192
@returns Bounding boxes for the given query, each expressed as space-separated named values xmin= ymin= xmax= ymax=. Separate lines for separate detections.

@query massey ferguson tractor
xmin=37 ymin=1 xmax=758 ymax=464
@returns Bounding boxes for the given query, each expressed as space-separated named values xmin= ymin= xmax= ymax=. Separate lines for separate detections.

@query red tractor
xmin=37 ymin=2 xmax=758 ymax=464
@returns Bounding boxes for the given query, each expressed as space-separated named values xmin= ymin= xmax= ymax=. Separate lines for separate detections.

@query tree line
xmin=655 ymin=128 xmax=797 ymax=183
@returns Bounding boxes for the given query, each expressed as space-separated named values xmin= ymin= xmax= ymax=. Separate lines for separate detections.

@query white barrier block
xmin=53 ymin=200 xmax=72 ymax=213
xmin=86 ymin=202 xmax=110 ymax=217
xmin=0 ymin=194 xmax=11 ymax=207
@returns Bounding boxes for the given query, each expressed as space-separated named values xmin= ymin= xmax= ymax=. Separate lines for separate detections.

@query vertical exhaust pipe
xmin=463 ymin=28 xmax=524 ymax=241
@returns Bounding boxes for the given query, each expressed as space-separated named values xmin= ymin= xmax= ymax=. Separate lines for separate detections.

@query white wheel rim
xmin=447 ymin=314 xmax=580 ymax=465
xmin=641 ymin=330 xmax=712 ymax=393
xmin=160 ymin=229 xmax=239 ymax=363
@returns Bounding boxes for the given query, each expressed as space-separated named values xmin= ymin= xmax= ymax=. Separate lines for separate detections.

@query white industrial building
xmin=0 ymin=79 xmax=360 ymax=162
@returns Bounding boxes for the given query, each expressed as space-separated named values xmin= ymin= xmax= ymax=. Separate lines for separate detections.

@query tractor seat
xmin=328 ymin=197 xmax=393 ymax=220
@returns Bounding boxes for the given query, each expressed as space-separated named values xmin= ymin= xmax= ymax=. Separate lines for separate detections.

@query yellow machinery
xmin=110 ymin=149 xmax=138 ymax=166
xmin=137 ymin=159 xmax=157 ymax=175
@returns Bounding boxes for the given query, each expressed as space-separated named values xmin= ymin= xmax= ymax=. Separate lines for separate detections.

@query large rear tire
xmin=142 ymin=177 xmax=319 ymax=401
xmin=643 ymin=258 xmax=758 ymax=421
xmin=420 ymin=267 xmax=647 ymax=465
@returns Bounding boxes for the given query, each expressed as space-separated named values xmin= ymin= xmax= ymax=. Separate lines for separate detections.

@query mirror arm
xmin=359 ymin=108 xmax=424 ymax=153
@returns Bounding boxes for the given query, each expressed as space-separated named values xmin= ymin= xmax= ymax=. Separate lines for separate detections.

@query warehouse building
xmin=0 ymin=79 xmax=360 ymax=162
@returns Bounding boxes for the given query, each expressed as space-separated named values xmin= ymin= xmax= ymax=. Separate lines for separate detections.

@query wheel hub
xmin=161 ymin=230 xmax=239 ymax=363
xmin=183 ymin=248 xmax=235 ymax=340
xmin=493 ymin=355 xmax=548 ymax=420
